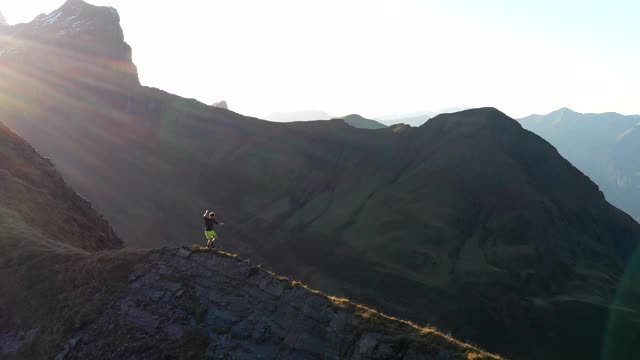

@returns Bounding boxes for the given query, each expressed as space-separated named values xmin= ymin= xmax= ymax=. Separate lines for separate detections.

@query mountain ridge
xmin=519 ymin=108 xmax=640 ymax=221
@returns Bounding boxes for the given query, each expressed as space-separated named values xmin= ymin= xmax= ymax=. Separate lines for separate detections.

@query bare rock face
xmin=60 ymin=247 xmax=498 ymax=360
xmin=0 ymin=0 xmax=139 ymax=90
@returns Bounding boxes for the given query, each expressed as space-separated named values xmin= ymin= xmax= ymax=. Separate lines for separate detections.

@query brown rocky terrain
xmin=1 ymin=1 xmax=639 ymax=359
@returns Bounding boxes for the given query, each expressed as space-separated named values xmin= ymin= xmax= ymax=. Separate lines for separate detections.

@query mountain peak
xmin=423 ymin=107 xmax=520 ymax=133
xmin=60 ymin=0 xmax=92 ymax=9
xmin=551 ymin=107 xmax=579 ymax=115
xmin=0 ymin=0 xmax=138 ymax=87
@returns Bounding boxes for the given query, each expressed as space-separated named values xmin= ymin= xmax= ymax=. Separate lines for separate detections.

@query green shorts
xmin=205 ymin=230 xmax=217 ymax=240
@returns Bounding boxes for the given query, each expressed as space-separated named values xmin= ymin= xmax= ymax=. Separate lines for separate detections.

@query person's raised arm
xmin=203 ymin=209 xmax=209 ymax=218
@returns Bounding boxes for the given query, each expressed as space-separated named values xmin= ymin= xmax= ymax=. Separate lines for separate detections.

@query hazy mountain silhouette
xmin=334 ymin=114 xmax=388 ymax=129
xmin=265 ymin=110 xmax=333 ymax=122
xmin=377 ymin=108 xmax=469 ymax=127
xmin=1 ymin=1 xmax=639 ymax=359
xmin=520 ymin=108 xmax=640 ymax=221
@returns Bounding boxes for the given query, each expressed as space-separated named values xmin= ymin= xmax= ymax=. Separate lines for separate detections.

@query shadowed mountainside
xmin=0 ymin=120 xmax=135 ymax=358
xmin=0 ymin=121 xmax=497 ymax=360
xmin=1 ymin=1 xmax=640 ymax=359
xmin=0 ymin=122 xmax=121 ymax=252
xmin=519 ymin=108 xmax=640 ymax=221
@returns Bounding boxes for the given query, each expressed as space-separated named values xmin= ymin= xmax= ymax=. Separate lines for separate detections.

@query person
xmin=203 ymin=210 xmax=223 ymax=248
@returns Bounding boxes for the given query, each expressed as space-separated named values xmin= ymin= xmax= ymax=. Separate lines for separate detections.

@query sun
xmin=0 ymin=0 xmax=68 ymax=25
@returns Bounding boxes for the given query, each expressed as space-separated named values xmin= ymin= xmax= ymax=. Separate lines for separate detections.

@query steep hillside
xmin=1 ymin=1 xmax=639 ymax=359
xmin=0 ymin=121 xmax=134 ymax=358
xmin=520 ymin=108 xmax=640 ymax=221
xmin=0 ymin=122 xmax=121 ymax=251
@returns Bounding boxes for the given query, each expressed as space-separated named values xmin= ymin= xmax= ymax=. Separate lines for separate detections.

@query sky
xmin=1 ymin=0 xmax=639 ymax=119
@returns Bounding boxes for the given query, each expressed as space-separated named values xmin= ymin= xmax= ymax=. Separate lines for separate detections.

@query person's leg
xmin=205 ymin=231 xmax=212 ymax=247
xmin=206 ymin=229 xmax=217 ymax=248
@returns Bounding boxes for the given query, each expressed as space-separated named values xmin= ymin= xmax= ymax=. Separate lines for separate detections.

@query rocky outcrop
xmin=0 ymin=0 xmax=139 ymax=90
xmin=211 ymin=100 xmax=229 ymax=110
xmin=61 ymin=247 xmax=499 ymax=360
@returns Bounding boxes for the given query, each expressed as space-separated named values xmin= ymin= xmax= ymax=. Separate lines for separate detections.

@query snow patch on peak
xmin=42 ymin=10 xmax=63 ymax=25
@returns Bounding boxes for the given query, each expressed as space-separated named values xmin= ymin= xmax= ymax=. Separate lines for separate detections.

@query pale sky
xmin=1 ymin=0 xmax=639 ymax=119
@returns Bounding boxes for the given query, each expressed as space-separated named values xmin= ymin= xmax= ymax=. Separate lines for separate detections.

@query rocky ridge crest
xmin=59 ymin=247 xmax=499 ymax=360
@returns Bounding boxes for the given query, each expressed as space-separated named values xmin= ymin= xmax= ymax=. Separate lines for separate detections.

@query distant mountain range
xmin=376 ymin=108 xmax=470 ymax=127
xmin=519 ymin=108 xmax=640 ymax=221
xmin=333 ymin=114 xmax=387 ymax=129
xmin=1 ymin=2 xmax=639 ymax=359
xmin=265 ymin=111 xmax=387 ymax=130
xmin=265 ymin=110 xmax=333 ymax=122
xmin=264 ymin=108 xmax=470 ymax=128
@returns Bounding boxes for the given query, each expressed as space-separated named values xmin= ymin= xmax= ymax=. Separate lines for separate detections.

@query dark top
xmin=204 ymin=216 xmax=219 ymax=231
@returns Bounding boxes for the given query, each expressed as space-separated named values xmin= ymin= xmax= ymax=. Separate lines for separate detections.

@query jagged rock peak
xmin=61 ymin=0 xmax=92 ymax=9
xmin=211 ymin=100 xmax=228 ymax=110
xmin=35 ymin=0 xmax=120 ymax=27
